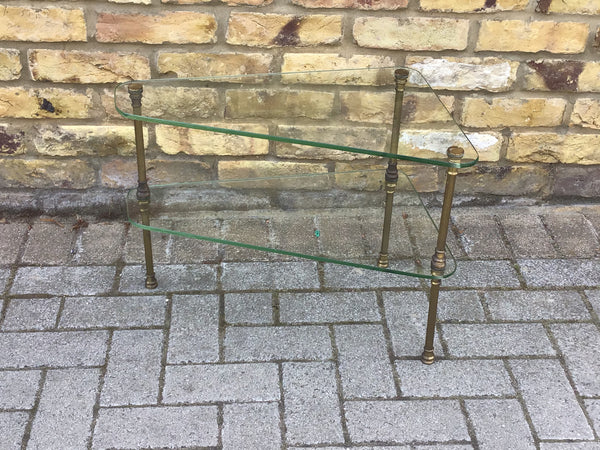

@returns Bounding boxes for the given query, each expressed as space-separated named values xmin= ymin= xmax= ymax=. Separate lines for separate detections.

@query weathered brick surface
xmin=225 ymin=89 xmax=334 ymax=119
xmin=0 ymin=159 xmax=95 ymax=189
xmin=292 ymin=0 xmax=407 ymax=9
xmin=0 ymin=124 xmax=25 ymax=156
xmin=0 ymin=88 xmax=92 ymax=119
xmin=524 ymin=60 xmax=600 ymax=92
xmin=541 ymin=0 xmax=600 ymax=14
xmin=158 ymin=52 xmax=273 ymax=78
xmin=0 ymin=6 xmax=86 ymax=42
xmin=461 ymin=97 xmax=567 ymax=128
xmin=570 ymin=98 xmax=600 ymax=129
xmin=507 ymin=132 xmax=600 ymax=164
xmin=0 ymin=49 xmax=21 ymax=80
xmin=420 ymin=0 xmax=528 ymax=12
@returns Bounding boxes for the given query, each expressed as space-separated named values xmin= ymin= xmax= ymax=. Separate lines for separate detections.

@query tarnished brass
xmin=128 ymin=84 xmax=158 ymax=289
xmin=378 ymin=69 xmax=409 ymax=268
xmin=421 ymin=146 xmax=464 ymax=364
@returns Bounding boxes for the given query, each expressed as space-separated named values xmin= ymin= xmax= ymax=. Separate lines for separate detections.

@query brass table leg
xmin=378 ymin=69 xmax=409 ymax=268
xmin=128 ymin=84 xmax=158 ymax=289
xmin=421 ymin=146 xmax=464 ymax=364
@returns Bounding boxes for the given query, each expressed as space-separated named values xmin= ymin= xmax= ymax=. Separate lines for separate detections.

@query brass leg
xmin=421 ymin=146 xmax=464 ymax=364
xmin=128 ymin=84 xmax=158 ymax=289
xmin=378 ymin=69 xmax=409 ymax=268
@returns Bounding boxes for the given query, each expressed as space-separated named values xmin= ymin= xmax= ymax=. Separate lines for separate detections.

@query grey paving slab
xmin=443 ymin=260 xmax=521 ymax=288
xmin=92 ymin=405 xmax=218 ymax=449
xmin=124 ymin=220 xmax=172 ymax=264
xmin=499 ymin=213 xmax=557 ymax=258
xmin=282 ymin=362 xmax=344 ymax=445
xmin=485 ymin=290 xmax=590 ymax=321
xmin=318 ymin=216 xmax=372 ymax=259
xmin=11 ymin=266 xmax=115 ymax=296
xmin=0 ymin=223 xmax=27 ymax=267
xmin=383 ymin=291 xmax=443 ymax=357
xmin=225 ymin=292 xmax=273 ymax=324
xmin=289 ymin=447 xmax=410 ymax=450
xmin=540 ymin=444 xmax=600 ymax=450
xmin=101 ymin=329 xmax=163 ymax=406
xmin=163 ymin=363 xmax=279 ymax=403
xmin=335 ymin=324 xmax=396 ymax=399
xmin=21 ymin=222 xmax=75 ymax=265
xmin=221 ymin=261 xmax=319 ymax=291
xmin=59 ymin=295 xmax=166 ymax=329
xmin=323 ymin=263 xmax=420 ymax=289
xmin=415 ymin=446 xmax=474 ymax=450
xmin=0 ymin=370 xmax=41 ymax=410
xmin=585 ymin=400 xmax=600 ymax=438
xmin=0 ymin=331 xmax=108 ymax=369
xmin=76 ymin=222 xmax=126 ymax=264
xmin=438 ymin=290 xmax=485 ymax=322
xmin=119 ymin=264 xmax=217 ymax=292
xmin=442 ymin=323 xmax=555 ymax=357
xmin=550 ymin=323 xmax=600 ymax=396
xmin=170 ymin=218 xmax=220 ymax=263
xmin=1 ymin=297 xmax=61 ymax=331
xmin=222 ymin=402 xmax=281 ymax=450
xmin=167 ymin=294 xmax=219 ymax=364
xmin=269 ymin=215 xmax=321 ymax=261
xmin=510 ymin=359 xmax=594 ymax=440
xmin=222 ymin=217 xmax=271 ymax=261
xmin=0 ymin=269 xmax=8 ymax=294
xmin=224 ymin=325 xmax=332 ymax=362
xmin=543 ymin=212 xmax=599 ymax=258
xmin=465 ymin=399 xmax=535 ymax=450
xmin=396 ymin=360 xmax=514 ymax=398
xmin=0 ymin=412 xmax=28 ymax=450
xmin=452 ymin=213 xmax=511 ymax=259
xmin=280 ymin=291 xmax=380 ymax=324
xmin=29 ymin=368 xmax=100 ymax=449
xmin=519 ymin=259 xmax=600 ymax=288
xmin=587 ymin=289 xmax=600 ymax=316
xmin=344 ymin=400 xmax=469 ymax=444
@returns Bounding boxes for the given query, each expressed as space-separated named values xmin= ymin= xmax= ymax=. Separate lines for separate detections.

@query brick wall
xmin=0 ymin=1 xmax=599 ymax=214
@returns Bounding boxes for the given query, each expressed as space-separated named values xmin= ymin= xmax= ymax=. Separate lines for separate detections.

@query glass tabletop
xmin=115 ymin=67 xmax=478 ymax=168
xmin=127 ymin=169 xmax=456 ymax=280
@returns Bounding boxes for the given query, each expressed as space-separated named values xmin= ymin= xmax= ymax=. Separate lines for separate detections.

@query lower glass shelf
xmin=126 ymin=168 xmax=455 ymax=279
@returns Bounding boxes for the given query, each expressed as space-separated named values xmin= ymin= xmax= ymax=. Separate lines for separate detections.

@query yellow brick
xmin=545 ymin=0 xmax=600 ymax=14
xmin=226 ymin=13 xmax=342 ymax=48
xmin=335 ymin=162 xmax=438 ymax=192
xmin=457 ymin=165 xmax=549 ymax=196
xmin=0 ymin=124 xmax=25 ymax=155
xmin=158 ymin=53 xmax=273 ymax=78
xmin=0 ymin=49 xmax=21 ymax=81
xmin=570 ymin=98 xmax=600 ymax=129
xmin=225 ymin=89 xmax=334 ymax=119
xmin=508 ymin=132 xmax=600 ymax=164
xmin=523 ymin=60 xmax=600 ymax=92
xmin=28 ymin=50 xmax=150 ymax=83
xmin=292 ymin=0 xmax=407 ymax=9
xmin=0 ymin=87 xmax=93 ymax=119
xmin=0 ymin=6 xmax=86 ymax=42
xmin=96 ymin=12 xmax=216 ymax=44
xmin=420 ymin=0 xmax=528 ymax=11
xmin=353 ymin=17 xmax=469 ymax=51
xmin=34 ymin=126 xmax=144 ymax=156
xmin=155 ymin=124 xmax=270 ymax=156
xmin=476 ymin=20 xmax=588 ymax=54
xmin=461 ymin=97 xmax=567 ymax=127
xmin=0 ymin=159 xmax=95 ymax=189
xmin=101 ymin=159 xmax=211 ymax=188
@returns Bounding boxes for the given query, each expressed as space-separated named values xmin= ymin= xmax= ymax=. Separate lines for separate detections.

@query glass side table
xmin=115 ymin=67 xmax=479 ymax=364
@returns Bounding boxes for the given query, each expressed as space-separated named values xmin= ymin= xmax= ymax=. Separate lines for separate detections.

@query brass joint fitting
xmin=128 ymin=83 xmax=143 ymax=109
xmin=431 ymin=250 xmax=446 ymax=272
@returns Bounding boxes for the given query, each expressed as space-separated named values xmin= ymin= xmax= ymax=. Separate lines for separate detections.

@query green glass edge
xmin=125 ymin=170 xmax=457 ymax=280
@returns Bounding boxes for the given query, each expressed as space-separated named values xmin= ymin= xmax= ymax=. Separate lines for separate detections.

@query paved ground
xmin=0 ymin=203 xmax=600 ymax=449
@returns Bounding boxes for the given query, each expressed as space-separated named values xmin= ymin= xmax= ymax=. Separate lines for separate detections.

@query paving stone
xmin=223 ymin=402 xmax=281 ymax=450
xmin=584 ymin=399 xmax=600 ymax=439
xmin=442 ymin=324 xmax=555 ymax=357
xmin=415 ymin=446 xmax=473 ymax=450
xmin=168 ymin=294 xmax=219 ymax=364
xmin=60 ymin=295 xmax=166 ymax=328
xmin=21 ymin=222 xmax=75 ymax=265
xmin=280 ymin=291 xmax=380 ymax=324
xmin=438 ymin=290 xmax=485 ymax=322
xmin=0 ymin=370 xmax=41 ymax=409
xmin=0 ymin=269 xmax=8 ymax=293
xmin=465 ymin=399 xmax=535 ymax=449
xmin=335 ymin=324 xmax=396 ymax=399
xmin=12 ymin=266 xmax=115 ymax=296
xmin=222 ymin=217 xmax=271 ymax=261
xmin=323 ymin=263 xmax=420 ymax=289
xmin=221 ymin=261 xmax=319 ymax=291
xmin=76 ymin=222 xmax=126 ymax=264
xmin=0 ymin=223 xmax=27 ymax=266
xmin=0 ymin=331 xmax=108 ymax=369
xmin=383 ymin=291 xmax=443 ymax=357
xmin=283 ymin=362 xmax=344 ymax=445
xmin=510 ymin=359 xmax=594 ymax=440
xmin=485 ymin=290 xmax=590 ymax=321
xmin=2 ymin=297 xmax=61 ymax=331
xmin=29 ymin=368 xmax=100 ymax=449
xmin=225 ymin=325 xmax=331 ymax=362
xmin=519 ymin=259 xmax=600 ymax=288
xmin=288 ymin=447 xmax=410 ymax=450
xmin=550 ymin=323 xmax=600 ymax=396
xmin=101 ymin=329 xmax=163 ymax=406
xmin=318 ymin=216 xmax=372 ymax=259
xmin=587 ymin=289 xmax=600 ymax=316
xmin=225 ymin=292 xmax=273 ymax=324
xmin=452 ymin=213 xmax=510 ymax=259
xmin=443 ymin=260 xmax=521 ymax=288
xmin=499 ymin=214 xmax=557 ymax=258
xmin=163 ymin=363 xmax=279 ymax=403
xmin=0 ymin=412 xmax=28 ymax=450
xmin=119 ymin=264 xmax=217 ymax=293
xmin=269 ymin=215 xmax=321 ymax=261
xmin=396 ymin=360 xmax=514 ymax=398
xmin=92 ymin=405 xmax=218 ymax=449
xmin=543 ymin=212 xmax=599 ymax=258
xmin=124 ymin=222 xmax=173 ymax=264
xmin=540 ymin=444 xmax=600 ymax=450
xmin=170 ymin=219 xmax=220 ymax=263
xmin=344 ymin=400 xmax=469 ymax=443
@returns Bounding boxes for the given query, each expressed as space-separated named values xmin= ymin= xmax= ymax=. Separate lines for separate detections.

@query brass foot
xmin=377 ymin=253 xmax=389 ymax=268
xmin=145 ymin=275 xmax=158 ymax=289
xmin=421 ymin=349 xmax=435 ymax=365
